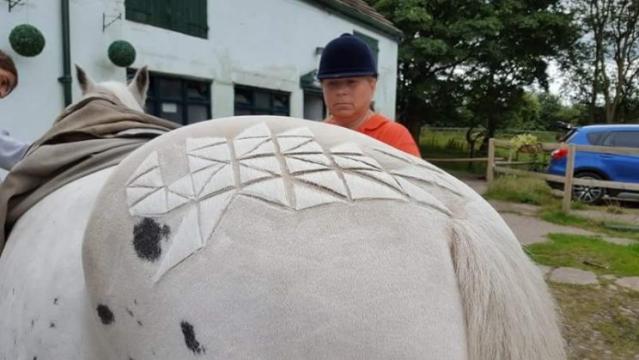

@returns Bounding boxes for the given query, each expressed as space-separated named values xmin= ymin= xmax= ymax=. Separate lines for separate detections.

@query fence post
xmin=486 ymin=138 xmax=495 ymax=184
xmin=562 ymin=144 xmax=576 ymax=212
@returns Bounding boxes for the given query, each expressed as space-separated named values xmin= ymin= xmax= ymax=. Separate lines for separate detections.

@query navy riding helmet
xmin=317 ymin=33 xmax=378 ymax=80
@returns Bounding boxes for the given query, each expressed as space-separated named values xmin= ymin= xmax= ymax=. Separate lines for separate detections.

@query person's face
xmin=322 ymin=76 xmax=376 ymax=124
xmin=0 ymin=68 xmax=16 ymax=98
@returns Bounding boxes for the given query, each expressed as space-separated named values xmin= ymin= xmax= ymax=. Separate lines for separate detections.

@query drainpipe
xmin=58 ymin=0 xmax=72 ymax=106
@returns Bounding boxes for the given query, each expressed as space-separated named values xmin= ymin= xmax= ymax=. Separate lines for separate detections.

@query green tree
xmin=563 ymin=0 xmax=639 ymax=123
xmin=370 ymin=0 xmax=577 ymax=148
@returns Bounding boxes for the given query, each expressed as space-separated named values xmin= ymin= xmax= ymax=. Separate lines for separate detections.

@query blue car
xmin=547 ymin=124 xmax=639 ymax=204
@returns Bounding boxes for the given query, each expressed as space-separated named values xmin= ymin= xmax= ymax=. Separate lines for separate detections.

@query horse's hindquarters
xmin=82 ymin=117 xmax=470 ymax=359
xmin=85 ymin=197 xmax=467 ymax=359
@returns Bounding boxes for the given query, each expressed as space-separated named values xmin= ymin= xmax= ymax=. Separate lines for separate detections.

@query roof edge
xmin=303 ymin=0 xmax=403 ymax=41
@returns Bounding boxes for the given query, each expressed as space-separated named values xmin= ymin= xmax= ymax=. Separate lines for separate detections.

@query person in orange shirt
xmin=318 ymin=34 xmax=420 ymax=157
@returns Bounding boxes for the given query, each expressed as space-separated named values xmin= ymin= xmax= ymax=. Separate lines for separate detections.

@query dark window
xmin=128 ymin=69 xmax=212 ymax=125
xmin=605 ymin=131 xmax=639 ymax=148
xmin=354 ymin=31 xmax=379 ymax=66
xmin=586 ymin=131 xmax=608 ymax=146
xmin=125 ymin=0 xmax=208 ymax=38
xmin=234 ymin=86 xmax=290 ymax=116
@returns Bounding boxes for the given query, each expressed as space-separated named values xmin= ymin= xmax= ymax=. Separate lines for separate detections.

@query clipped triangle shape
xmin=394 ymin=177 xmax=450 ymax=214
xmin=188 ymin=155 xmax=219 ymax=173
xmin=342 ymin=154 xmax=383 ymax=170
xmin=293 ymin=183 xmax=343 ymax=210
xmin=192 ymin=165 xmax=224 ymax=195
xmin=373 ymin=147 xmax=415 ymax=164
xmin=200 ymin=165 xmax=237 ymax=198
xmin=278 ymin=137 xmax=313 ymax=153
xmin=234 ymin=137 xmax=269 ymax=158
xmin=343 ymin=173 xmax=405 ymax=201
xmin=289 ymin=154 xmax=332 ymax=166
xmin=333 ymin=155 xmax=379 ymax=170
xmin=240 ymin=177 xmax=289 ymax=207
xmin=126 ymin=186 xmax=157 ymax=207
xmin=198 ymin=191 xmax=234 ymax=244
xmin=278 ymin=127 xmax=315 ymax=138
xmin=242 ymin=139 xmax=275 ymax=158
xmin=153 ymin=207 xmax=203 ymax=282
xmin=186 ymin=137 xmax=227 ymax=152
xmin=330 ymin=142 xmax=363 ymax=155
xmin=129 ymin=167 xmax=164 ymax=188
xmin=236 ymin=123 xmax=272 ymax=139
xmin=128 ymin=151 xmax=160 ymax=185
xmin=190 ymin=143 xmax=231 ymax=162
xmin=295 ymin=170 xmax=347 ymax=197
xmin=239 ymin=164 xmax=275 ymax=184
xmin=283 ymin=140 xmax=324 ymax=154
xmin=240 ymin=156 xmax=281 ymax=175
xmin=285 ymin=157 xmax=330 ymax=174
xmin=352 ymin=169 xmax=404 ymax=193
xmin=168 ymin=175 xmax=195 ymax=198
xmin=167 ymin=191 xmax=191 ymax=211
xmin=129 ymin=188 xmax=168 ymax=216
xmin=391 ymin=166 xmax=459 ymax=194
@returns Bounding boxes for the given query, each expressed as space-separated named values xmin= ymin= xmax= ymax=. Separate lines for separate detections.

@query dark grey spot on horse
xmin=137 ymin=320 xmax=143 ymax=326
xmin=96 ymin=304 xmax=115 ymax=325
xmin=133 ymin=218 xmax=170 ymax=262
xmin=126 ymin=308 xmax=134 ymax=317
xmin=53 ymin=297 xmax=59 ymax=305
xmin=134 ymin=299 xmax=138 ymax=305
xmin=49 ymin=322 xmax=55 ymax=328
xmin=31 ymin=319 xmax=35 ymax=328
xmin=33 ymin=357 xmax=37 ymax=360
xmin=180 ymin=321 xmax=205 ymax=354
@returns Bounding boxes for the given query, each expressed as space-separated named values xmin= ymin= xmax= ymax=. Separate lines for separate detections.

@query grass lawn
xmin=526 ymin=233 xmax=639 ymax=277
xmin=420 ymin=129 xmax=553 ymax=176
xmin=484 ymin=175 xmax=556 ymax=205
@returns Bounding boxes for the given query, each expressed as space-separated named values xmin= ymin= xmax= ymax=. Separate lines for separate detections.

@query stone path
xmin=460 ymin=177 xmax=639 ymax=292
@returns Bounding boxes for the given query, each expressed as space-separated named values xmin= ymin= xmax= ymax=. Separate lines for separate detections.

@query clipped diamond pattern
xmin=125 ymin=123 xmax=454 ymax=281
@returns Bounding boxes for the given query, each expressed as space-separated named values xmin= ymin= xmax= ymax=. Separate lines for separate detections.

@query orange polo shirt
xmin=355 ymin=114 xmax=421 ymax=157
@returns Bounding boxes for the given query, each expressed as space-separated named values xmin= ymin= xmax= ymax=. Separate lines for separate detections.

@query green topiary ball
xmin=9 ymin=24 xmax=46 ymax=57
xmin=108 ymin=40 xmax=136 ymax=67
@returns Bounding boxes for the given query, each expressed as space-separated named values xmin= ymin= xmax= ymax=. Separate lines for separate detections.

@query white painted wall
xmin=0 ymin=0 xmax=399 ymax=143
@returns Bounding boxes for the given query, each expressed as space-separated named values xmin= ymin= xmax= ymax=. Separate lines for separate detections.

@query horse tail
xmin=450 ymin=203 xmax=566 ymax=360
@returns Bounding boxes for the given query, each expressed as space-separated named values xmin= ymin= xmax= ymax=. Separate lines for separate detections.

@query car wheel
xmin=572 ymin=172 xmax=606 ymax=204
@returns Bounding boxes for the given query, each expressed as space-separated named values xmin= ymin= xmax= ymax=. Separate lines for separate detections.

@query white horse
xmin=0 ymin=68 xmax=566 ymax=360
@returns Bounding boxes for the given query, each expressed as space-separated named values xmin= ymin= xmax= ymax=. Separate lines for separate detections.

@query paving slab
xmin=499 ymin=213 xmax=594 ymax=245
xmin=549 ymin=267 xmax=598 ymax=285
xmin=615 ymin=277 xmax=639 ymax=292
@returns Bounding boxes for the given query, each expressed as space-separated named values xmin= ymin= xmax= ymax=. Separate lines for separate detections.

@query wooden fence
xmin=426 ymin=138 xmax=639 ymax=212
xmin=487 ymin=139 xmax=639 ymax=212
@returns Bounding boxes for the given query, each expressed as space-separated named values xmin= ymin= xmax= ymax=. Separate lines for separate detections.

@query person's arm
xmin=0 ymin=130 xmax=29 ymax=170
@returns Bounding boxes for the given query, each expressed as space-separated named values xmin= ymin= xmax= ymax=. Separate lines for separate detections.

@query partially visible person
xmin=318 ymin=34 xmax=420 ymax=157
xmin=0 ymin=50 xmax=28 ymax=171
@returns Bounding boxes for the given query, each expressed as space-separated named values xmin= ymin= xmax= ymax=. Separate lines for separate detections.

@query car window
xmin=607 ymin=131 xmax=639 ymax=148
xmin=586 ymin=131 xmax=608 ymax=145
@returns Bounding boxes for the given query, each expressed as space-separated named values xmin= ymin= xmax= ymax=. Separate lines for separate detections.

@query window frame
xmin=234 ymin=85 xmax=291 ymax=116
xmin=125 ymin=0 xmax=209 ymax=39
xmin=128 ymin=69 xmax=212 ymax=125
xmin=353 ymin=31 xmax=379 ymax=66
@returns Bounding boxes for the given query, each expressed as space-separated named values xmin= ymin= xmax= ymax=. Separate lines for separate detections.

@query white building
xmin=0 ymin=0 xmax=401 ymax=143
